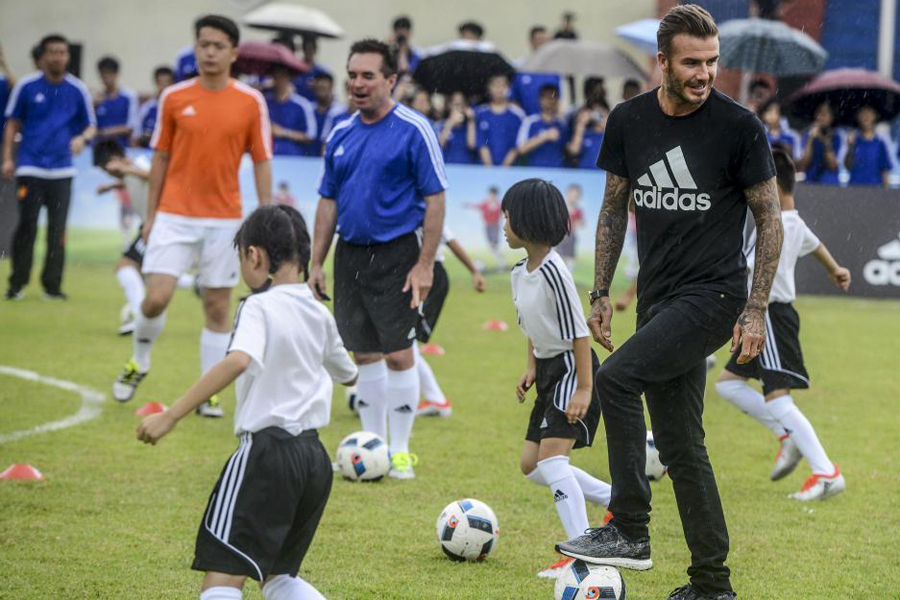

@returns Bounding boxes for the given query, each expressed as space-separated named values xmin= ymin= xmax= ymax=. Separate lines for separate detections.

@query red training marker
xmin=482 ymin=319 xmax=509 ymax=332
xmin=420 ymin=344 xmax=445 ymax=356
xmin=0 ymin=463 xmax=45 ymax=481
xmin=134 ymin=401 xmax=168 ymax=416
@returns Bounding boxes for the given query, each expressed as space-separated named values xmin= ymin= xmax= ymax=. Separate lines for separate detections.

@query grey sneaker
xmin=555 ymin=523 xmax=652 ymax=570
xmin=770 ymin=435 xmax=801 ymax=481
xmin=665 ymin=584 xmax=736 ymax=599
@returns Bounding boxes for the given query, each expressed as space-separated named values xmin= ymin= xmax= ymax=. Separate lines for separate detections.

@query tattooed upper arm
xmin=744 ymin=176 xmax=780 ymax=223
xmin=593 ymin=173 xmax=631 ymax=290
xmin=744 ymin=176 xmax=783 ymax=312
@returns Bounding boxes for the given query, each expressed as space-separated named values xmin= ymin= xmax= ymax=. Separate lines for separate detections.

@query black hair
xmin=530 ymin=25 xmax=547 ymax=38
xmin=312 ymin=71 xmax=334 ymax=84
xmin=31 ymin=44 xmax=43 ymax=63
xmin=272 ymin=34 xmax=296 ymax=53
xmin=501 ymin=179 xmax=570 ymax=246
xmin=195 ymin=14 xmax=240 ymax=47
xmin=348 ymin=39 xmax=397 ymax=77
xmin=749 ymin=78 xmax=771 ymax=92
xmin=39 ymin=34 xmax=68 ymax=55
xmin=756 ymin=97 xmax=781 ymax=119
xmin=393 ymin=16 xmax=412 ymax=31
xmin=539 ymin=83 xmax=559 ymax=97
xmin=623 ymin=78 xmax=641 ymax=90
xmin=583 ymin=76 xmax=605 ymax=97
xmin=458 ymin=21 xmax=485 ymax=38
xmin=153 ymin=65 xmax=174 ymax=80
xmin=771 ymin=147 xmax=795 ymax=195
xmin=234 ymin=205 xmax=311 ymax=279
xmin=97 ymin=56 xmax=119 ymax=73
xmin=488 ymin=185 xmax=499 ymax=194
xmin=93 ymin=138 xmax=125 ymax=168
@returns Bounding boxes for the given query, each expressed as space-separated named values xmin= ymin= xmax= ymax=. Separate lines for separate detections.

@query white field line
xmin=0 ymin=365 xmax=105 ymax=444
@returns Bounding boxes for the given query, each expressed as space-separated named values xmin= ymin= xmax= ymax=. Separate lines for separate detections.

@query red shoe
xmin=537 ymin=555 xmax=573 ymax=579
xmin=417 ymin=398 xmax=452 ymax=417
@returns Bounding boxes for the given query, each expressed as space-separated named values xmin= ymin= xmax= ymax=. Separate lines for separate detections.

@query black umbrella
xmin=413 ymin=40 xmax=514 ymax=97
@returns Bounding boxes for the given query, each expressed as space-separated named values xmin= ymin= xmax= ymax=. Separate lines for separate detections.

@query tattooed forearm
xmin=745 ymin=176 xmax=783 ymax=312
xmin=594 ymin=173 xmax=631 ymax=291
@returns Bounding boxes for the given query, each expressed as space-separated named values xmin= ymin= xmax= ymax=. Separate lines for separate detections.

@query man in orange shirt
xmin=113 ymin=15 xmax=272 ymax=416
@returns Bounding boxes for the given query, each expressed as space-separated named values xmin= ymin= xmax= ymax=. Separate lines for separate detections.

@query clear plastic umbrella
xmin=243 ymin=2 xmax=345 ymax=39
xmin=719 ymin=18 xmax=827 ymax=76
xmin=615 ymin=19 xmax=661 ymax=55
xmin=519 ymin=39 xmax=646 ymax=80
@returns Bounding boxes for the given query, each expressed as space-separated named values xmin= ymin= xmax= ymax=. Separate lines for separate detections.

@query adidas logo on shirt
xmin=553 ymin=489 xmax=568 ymax=503
xmin=182 ymin=105 xmax=197 ymax=116
xmin=633 ymin=146 xmax=711 ymax=212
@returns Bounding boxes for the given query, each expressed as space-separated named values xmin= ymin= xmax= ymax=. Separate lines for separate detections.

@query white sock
xmin=570 ymin=466 xmax=612 ymax=507
xmin=200 ymin=587 xmax=242 ymax=600
xmin=526 ymin=466 xmax=611 ymax=506
xmin=386 ymin=365 xmax=419 ymax=454
xmin=177 ymin=273 xmax=197 ymax=289
xmin=536 ymin=455 xmax=589 ymax=539
xmin=413 ymin=342 xmax=445 ymax=402
xmin=356 ymin=361 xmax=388 ymax=439
xmin=116 ymin=265 xmax=145 ymax=315
xmin=263 ymin=574 xmax=326 ymax=600
xmin=201 ymin=328 xmax=231 ymax=375
xmin=716 ymin=380 xmax=787 ymax=437
xmin=132 ymin=310 xmax=166 ymax=372
xmin=766 ymin=395 xmax=835 ymax=475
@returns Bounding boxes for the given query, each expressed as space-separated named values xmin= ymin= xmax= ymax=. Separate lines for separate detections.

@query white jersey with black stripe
xmin=511 ymin=250 xmax=590 ymax=359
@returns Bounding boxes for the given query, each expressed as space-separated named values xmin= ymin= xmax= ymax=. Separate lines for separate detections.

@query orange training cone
xmin=482 ymin=319 xmax=508 ymax=332
xmin=420 ymin=344 xmax=445 ymax=356
xmin=0 ymin=463 xmax=45 ymax=481
xmin=135 ymin=401 xmax=168 ymax=416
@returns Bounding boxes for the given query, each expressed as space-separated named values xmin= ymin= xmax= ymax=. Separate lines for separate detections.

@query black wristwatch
xmin=588 ymin=289 xmax=609 ymax=304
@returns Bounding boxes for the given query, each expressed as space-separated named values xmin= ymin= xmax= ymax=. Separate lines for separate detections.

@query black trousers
xmin=596 ymin=291 xmax=744 ymax=595
xmin=8 ymin=176 xmax=72 ymax=294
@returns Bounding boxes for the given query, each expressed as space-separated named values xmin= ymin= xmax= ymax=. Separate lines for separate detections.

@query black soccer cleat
xmin=555 ymin=522 xmax=652 ymax=570
xmin=664 ymin=584 xmax=736 ymax=600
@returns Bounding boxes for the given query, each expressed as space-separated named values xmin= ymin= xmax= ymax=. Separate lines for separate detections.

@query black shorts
xmin=725 ymin=302 xmax=809 ymax=395
xmin=192 ymin=428 xmax=333 ymax=581
xmin=122 ymin=225 xmax=146 ymax=265
xmin=334 ymin=233 xmax=420 ymax=354
xmin=526 ymin=349 xmax=602 ymax=449
xmin=416 ymin=261 xmax=449 ymax=343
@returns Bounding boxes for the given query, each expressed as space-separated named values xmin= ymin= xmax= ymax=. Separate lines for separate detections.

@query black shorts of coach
xmin=334 ymin=232 xmax=420 ymax=354
xmin=725 ymin=302 xmax=809 ymax=396
xmin=526 ymin=349 xmax=602 ymax=448
xmin=415 ymin=261 xmax=449 ymax=343
xmin=192 ymin=428 xmax=333 ymax=581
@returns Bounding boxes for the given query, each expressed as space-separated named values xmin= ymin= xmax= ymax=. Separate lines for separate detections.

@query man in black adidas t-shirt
xmin=556 ymin=6 xmax=783 ymax=600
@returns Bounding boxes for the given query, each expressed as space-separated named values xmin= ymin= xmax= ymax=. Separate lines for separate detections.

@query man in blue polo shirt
xmin=265 ymin=65 xmax=317 ymax=156
xmin=475 ymin=73 xmax=525 ymax=166
xmin=309 ymin=71 xmax=345 ymax=156
xmin=516 ymin=84 xmax=568 ymax=168
xmin=2 ymin=34 xmax=96 ymax=300
xmin=310 ymin=39 xmax=446 ymax=481
xmin=293 ymin=36 xmax=332 ymax=101
xmin=174 ymin=46 xmax=197 ymax=82
xmin=94 ymin=56 xmax=138 ymax=148
xmin=133 ymin=66 xmax=174 ymax=148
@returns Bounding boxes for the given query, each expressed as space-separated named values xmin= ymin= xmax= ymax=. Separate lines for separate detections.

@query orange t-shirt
xmin=151 ymin=78 xmax=272 ymax=219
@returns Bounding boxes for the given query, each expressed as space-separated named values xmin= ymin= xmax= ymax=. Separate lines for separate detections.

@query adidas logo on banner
xmin=864 ymin=233 xmax=900 ymax=286
xmin=633 ymin=146 xmax=711 ymax=212
xmin=553 ymin=489 xmax=568 ymax=503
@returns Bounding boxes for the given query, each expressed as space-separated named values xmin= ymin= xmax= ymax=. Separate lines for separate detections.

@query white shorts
xmin=142 ymin=212 xmax=241 ymax=289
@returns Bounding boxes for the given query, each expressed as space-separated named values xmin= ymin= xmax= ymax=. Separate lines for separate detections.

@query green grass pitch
xmin=1 ymin=229 xmax=898 ymax=599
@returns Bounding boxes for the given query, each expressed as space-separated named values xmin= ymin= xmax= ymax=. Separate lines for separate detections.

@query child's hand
xmin=830 ymin=266 xmax=851 ymax=291
xmin=137 ymin=412 xmax=177 ymax=445
xmin=472 ymin=272 xmax=486 ymax=292
xmin=565 ymin=389 xmax=590 ymax=424
xmin=516 ymin=369 xmax=535 ymax=402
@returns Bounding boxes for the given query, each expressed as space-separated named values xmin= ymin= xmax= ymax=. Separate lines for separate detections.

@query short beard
xmin=663 ymin=70 xmax=711 ymax=107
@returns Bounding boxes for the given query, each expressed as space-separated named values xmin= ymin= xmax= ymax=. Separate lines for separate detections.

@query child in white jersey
xmin=137 ymin=204 xmax=357 ymax=600
xmin=503 ymin=178 xmax=611 ymax=579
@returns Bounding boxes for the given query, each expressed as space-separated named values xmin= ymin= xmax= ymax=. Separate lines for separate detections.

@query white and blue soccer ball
xmin=646 ymin=431 xmax=668 ymax=481
xmin=436 ymin=498 xmax=500 ymax=562
xmin=554 ymin=560 xmax=626 ymax=600
xmin=335 ymin=431 xmax=390 ymax=481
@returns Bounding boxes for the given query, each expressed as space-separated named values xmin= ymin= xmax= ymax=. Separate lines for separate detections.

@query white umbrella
xmin=615 ymin=18 xmax=660 ymax=55
xmin=243 ymin=2 xmax=345 ymax=39
xmin=520 ymin=39 xmax=646 ymax=80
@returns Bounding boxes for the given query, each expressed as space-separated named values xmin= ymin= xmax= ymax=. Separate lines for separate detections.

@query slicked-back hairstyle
xmin=348 ymin=38 xmax=397 ymax=78
xmin=234 ymin=205 xmax=311 ymax=279
xmin=97 ymin=56 xmax=119 ymax=73
xmin=771 ymin=147 xmax=796 ymax=195
xmin=39 ymin=34 xmax=68 ymax=54
xmin=501 ymin=179 xmax=570 ymax=247
xmin=195 ymin=14 xmax=240 ymax=47
xmin=657 ymin=4 xmax=718 ymax=57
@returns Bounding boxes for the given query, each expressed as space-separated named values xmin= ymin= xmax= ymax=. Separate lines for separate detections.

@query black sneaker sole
xmin=554 ymin=546 xmax=653 ymax=570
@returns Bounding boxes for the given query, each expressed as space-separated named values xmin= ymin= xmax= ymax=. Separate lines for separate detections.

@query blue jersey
xmin=848 ymin=135 xmax=891 ymax=186
xmin=5 ymin=71 xmax=96 ymax=178
xmin=318 ymin=103 xmax=448 ymax=245
xmin=175 ymin=47 xmax=197 ymax=82
xmin=135 ymin=98 xmax=158 ymax=146
xmin=516 ymin=114 xmax=568 ymax=168
xmin=512 ymin=72 xmax=561 ymax=115
xmin=265 ymin=91 xmax=317 ymax=156
xmin=439 ymin=121 xmax=475 ymax=165
xmin=574 ymin=129 xmax=604 ymax=169
xmin=311 ymin=101 xmax=346 ymax=157
xmin=766 ymin=128 xmax=798 ymax=156
xmin=801 ymin=130 xmax=842 ymax=184
xmin=0 ymin=75 xmax=9 ymax=141
xmin=292 ymin=64 xmax=331 ymax=102
xmin=95 ymin=88 xmax=138 ymax=146
xmin=475 ymin=104 xmax=525 ymax=165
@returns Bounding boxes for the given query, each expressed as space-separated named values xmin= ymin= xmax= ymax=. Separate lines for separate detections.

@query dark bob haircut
xmin=234 ymin=205 xmax=311 ymax=279
xmin=501 ymin=178 xmax=570 ymax=247
xmin=93 ymin=138 xmax=125 ymax=168
xmin=195 ymin=14 xmax=240 ymax=47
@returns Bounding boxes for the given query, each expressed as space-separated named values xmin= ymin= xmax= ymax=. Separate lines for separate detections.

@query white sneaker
xmin=118 ymin=304 xmax=134 ymax=335
xmin=417 ymin=398 xmax=453 ymax=417
xmin=195 ymin=396 xmax=224 ymax=418
xmin=790 ymin=468 xmax=845 ymax=501
xmin=113 ymin=359 xmax=147 ymax=402
xmin=537 ymin=556 xmax=574 ymax=579
xmin=388 ymin=451 xmax=418 ymax=480
xmin=771 ymin=435 xmax=802 ymax=481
